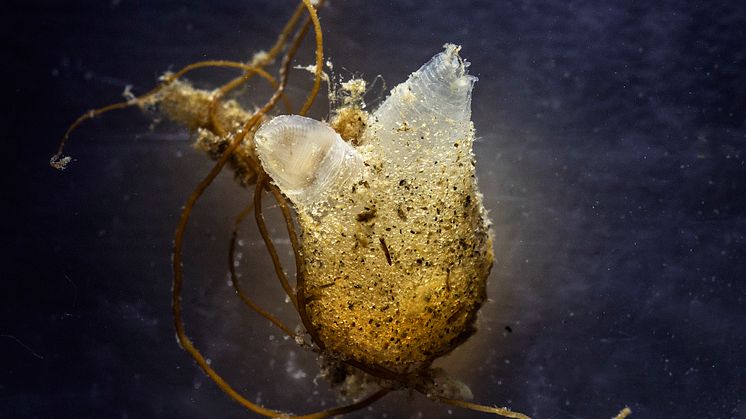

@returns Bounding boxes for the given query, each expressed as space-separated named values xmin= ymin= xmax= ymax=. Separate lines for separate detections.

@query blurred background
xmin=4 ymin=0 xmax=746 ymax=417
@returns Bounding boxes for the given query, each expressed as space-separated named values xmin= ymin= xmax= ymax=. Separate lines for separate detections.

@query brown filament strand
xmin=253 ymin=177 xmax=298 ymax=309
xmin=170 ymin=1 xmax=322 ymax=416
xmin=229 ymin=202 xmax=295 ymax=338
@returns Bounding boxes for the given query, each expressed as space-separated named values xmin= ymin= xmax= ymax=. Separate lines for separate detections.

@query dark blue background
xmin=4 ymin=1 xmax=745 ymax=418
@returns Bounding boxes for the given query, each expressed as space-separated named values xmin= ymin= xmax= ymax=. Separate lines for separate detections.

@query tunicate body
xmin=255 ymin=44 xmax=493 ymax=374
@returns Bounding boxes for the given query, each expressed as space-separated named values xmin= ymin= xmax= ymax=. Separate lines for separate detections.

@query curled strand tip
xmin=50 ymin=154 xmax=72 ymax=170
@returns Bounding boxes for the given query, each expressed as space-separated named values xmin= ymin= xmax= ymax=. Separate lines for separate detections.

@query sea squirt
xmin=255 ymin=44 xmax=493 ymax=375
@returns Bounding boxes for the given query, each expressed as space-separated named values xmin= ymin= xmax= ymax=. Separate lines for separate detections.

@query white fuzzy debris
xmin=250 ymin=50 xmax=269 ymax=66
xmin=122 ymin=84 xmax=136 ymax=104
xmin=50 ymin=155 xmax=72 ymax=170
xmin=295 ymin=64 xmax=330 ymax=82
